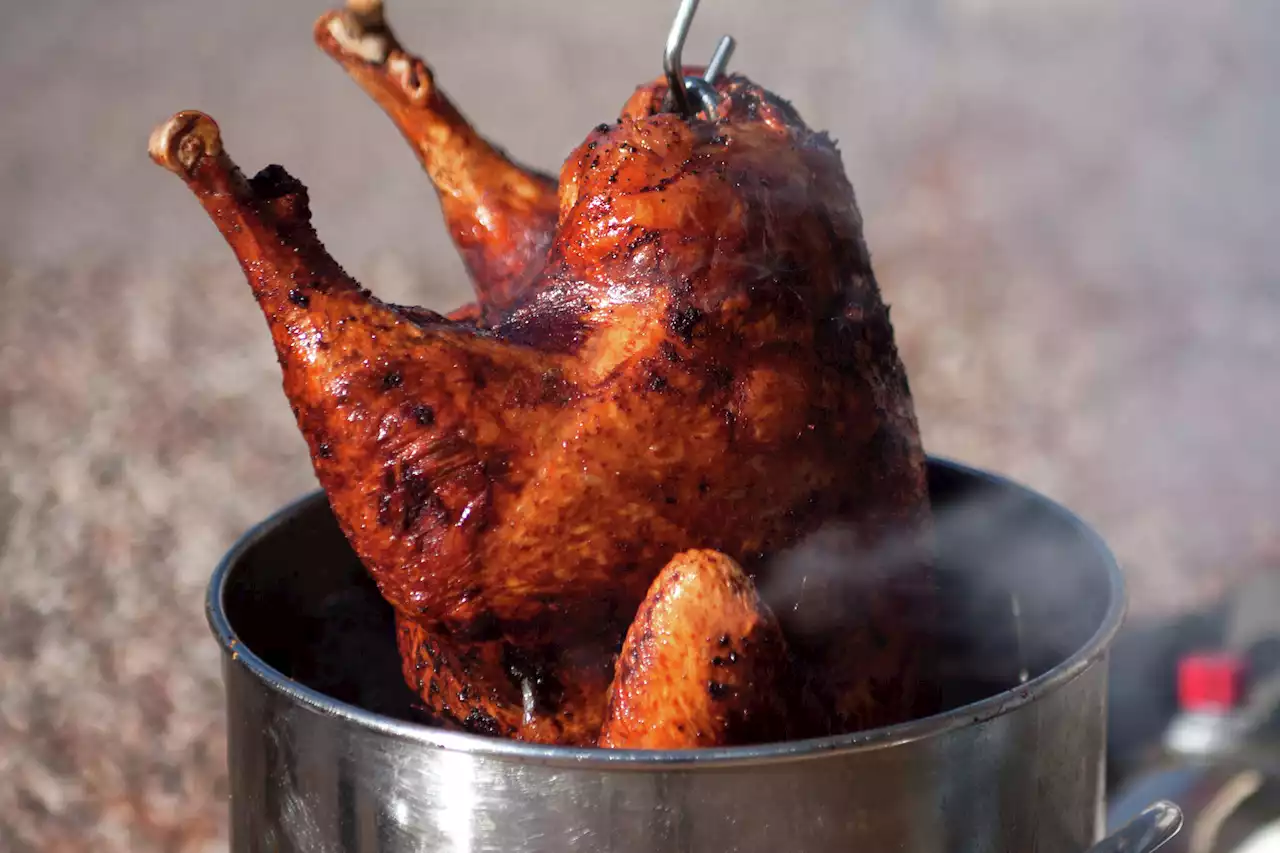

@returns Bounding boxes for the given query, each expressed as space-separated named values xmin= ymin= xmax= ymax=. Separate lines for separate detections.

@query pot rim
xmin=206 ymin=456 xmax=1126 ymax=769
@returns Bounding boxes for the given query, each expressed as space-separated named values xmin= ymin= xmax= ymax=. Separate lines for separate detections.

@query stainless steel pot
xmin=208 ymin=459 xmax=1147 ymax=853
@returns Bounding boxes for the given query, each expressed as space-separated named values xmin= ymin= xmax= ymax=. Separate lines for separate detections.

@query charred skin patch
xmin=462 ymin=708 xmax=503 ymax=737
xmin=668 ymin=305 xmax=704 ymax=343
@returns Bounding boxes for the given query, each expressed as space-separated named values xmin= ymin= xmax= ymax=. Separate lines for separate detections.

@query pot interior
xmin=216 ymin=459 xmax=1121 ymax=734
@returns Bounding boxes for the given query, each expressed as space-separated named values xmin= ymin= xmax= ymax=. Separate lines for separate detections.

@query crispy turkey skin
xmin=599 ymin=550 xmax=793 ymax=749
xmin=149 ymin=0 xmax=936 ymax=746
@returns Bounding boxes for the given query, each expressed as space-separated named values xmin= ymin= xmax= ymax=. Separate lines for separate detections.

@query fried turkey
xmin=149 ymin=0 xmax=935 ymax=746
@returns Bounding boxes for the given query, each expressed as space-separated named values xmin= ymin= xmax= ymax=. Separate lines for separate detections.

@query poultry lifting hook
xmin=664 ymin=0 xmax=736 ymax=119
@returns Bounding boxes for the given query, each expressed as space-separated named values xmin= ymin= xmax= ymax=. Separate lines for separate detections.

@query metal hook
xmin=704 ymin=35 xmax=736 ymax=83
xmin=663 ymin=0 xmax=700 ymax=117
xmin=663 ymin=0 xmax=736 ymax=119
xmin=685 ymin=78 xmax=722 ymax=117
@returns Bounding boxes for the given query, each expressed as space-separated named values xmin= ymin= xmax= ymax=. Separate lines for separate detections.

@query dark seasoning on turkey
xmin=149 ymin=0 xmax=938 ymax=748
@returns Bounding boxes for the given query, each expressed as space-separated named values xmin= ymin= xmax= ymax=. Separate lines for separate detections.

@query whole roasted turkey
xmin=150 ymin=0 xmax=937 ymax=748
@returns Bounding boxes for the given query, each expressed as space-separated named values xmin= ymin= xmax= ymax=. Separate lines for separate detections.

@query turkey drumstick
xmin=149 ymin=110 xmax=610 ymax=742
xmin=315 ymin=0 xmax=559 ymax=322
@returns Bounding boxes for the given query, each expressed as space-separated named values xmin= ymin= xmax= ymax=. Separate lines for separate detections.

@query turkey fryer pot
xmin=208 ymin=459 xmax=1131 ymax=853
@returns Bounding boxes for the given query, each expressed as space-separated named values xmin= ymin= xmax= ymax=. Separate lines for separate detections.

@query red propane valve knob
xmin=1177 ymin=652 xmax=1247 ymax=712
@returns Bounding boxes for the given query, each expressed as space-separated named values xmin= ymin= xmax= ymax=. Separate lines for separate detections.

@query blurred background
xmin=0 ymin=0 xmax=1276 ymax=849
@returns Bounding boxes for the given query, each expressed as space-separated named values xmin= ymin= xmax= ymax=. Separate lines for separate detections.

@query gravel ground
xmin=1 ymin=0 xmax=1278 ymax=849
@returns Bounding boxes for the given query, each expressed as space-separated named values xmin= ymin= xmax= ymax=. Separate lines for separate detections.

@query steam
xmin=760 ymin=478 xmax=1113 ymax=692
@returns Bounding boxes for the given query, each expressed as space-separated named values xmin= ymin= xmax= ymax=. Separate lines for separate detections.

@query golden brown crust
xmin=599 ymin=550 xmax=791 ymax=749
xmin=150 ymin=4 xmax=935 ymax=744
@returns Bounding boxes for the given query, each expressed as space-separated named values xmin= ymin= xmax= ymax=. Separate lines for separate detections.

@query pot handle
xmin=1085 ymin=801 xmax=1184 ymax=853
